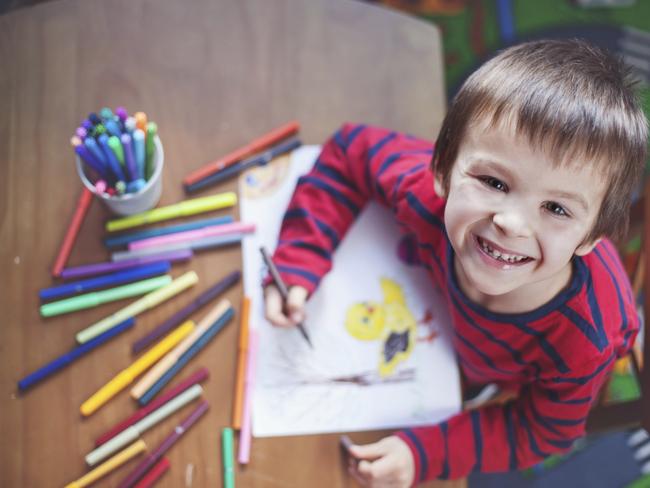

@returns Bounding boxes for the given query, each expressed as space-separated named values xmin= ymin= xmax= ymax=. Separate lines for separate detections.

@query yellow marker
xmin=80 ymin=320 xmax=195 ymax=416
xmin=76 ymin=271 xmax=198 ymax=344
xmin=64 ymin=439 xmax=146 ymax=488
xmin=131 ymin=299 xmax=231 ymax=399
xmin=106 ymin=193 xmax=237 ymax=232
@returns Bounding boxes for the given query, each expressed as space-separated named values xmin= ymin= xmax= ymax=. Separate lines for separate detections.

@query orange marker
xmin=134 ymin=112 xmax=148 ymax=138
xmin=183 ymin=120 xmax=299 ymax=186
xmin=52 ymin=188 xmax=93 ymax=277
xmin=232 ymin=296 xmax=250 ymax=429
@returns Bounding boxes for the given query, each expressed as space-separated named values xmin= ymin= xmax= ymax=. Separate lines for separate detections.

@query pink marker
xmin=238 ymin=329 xmax=258 ymax=464
xmin=128 ymin=222 xmax=256 ymax=251
xmin=94 ymin=180 xmax=107 ymax=195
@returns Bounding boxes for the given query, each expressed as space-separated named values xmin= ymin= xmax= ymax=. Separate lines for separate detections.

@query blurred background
xmin=366 ymin=0 xmax=649 ymax=106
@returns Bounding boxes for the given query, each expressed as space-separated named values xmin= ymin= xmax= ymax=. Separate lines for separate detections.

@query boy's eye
xmin=544 ymin=201 xmax=569 ymax=217
xmin=479 ymin=176 xmax=508 ymax=192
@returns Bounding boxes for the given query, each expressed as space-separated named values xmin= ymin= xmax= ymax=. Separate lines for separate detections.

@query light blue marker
xmin=133 ymin=129 xmax=145 ymax=180
xmin=126 ymin=179 xmax=146 ymax=193
xmin=125 ymin=116 xmax=137 ymax=133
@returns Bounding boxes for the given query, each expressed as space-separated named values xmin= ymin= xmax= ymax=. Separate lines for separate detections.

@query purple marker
xmin=115 ymin=106 xmax=128 ymax=122
xmin=82 ymin=119 xmax=94 ymax=131
xmin=60 ymin=249 xmax=193 ymax=280
xmin=121 ymin=133 xmax=139 ymax=181
xmin=121 ymin=134 xmax=138 ymax=181
xmin=132 ymin=270 xmax=241 ymax=353
xmin=76 ymin=127 xmax=87 ymax=139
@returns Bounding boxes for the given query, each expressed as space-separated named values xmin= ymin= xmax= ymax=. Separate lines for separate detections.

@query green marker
xmin=92 ymin=123 xmax=106 ymax=138
xmin=40 ymin=275 xmax=172 ymax=317
xmin=115 ymin=180 xmax=127 ymax=195
xmin=145 ymin=121 xmax=158 ymax=181
xmin=222 ymin=427 xmax=235 ymax=488
xmin=108 ymin=135 xmax=125 ymax=167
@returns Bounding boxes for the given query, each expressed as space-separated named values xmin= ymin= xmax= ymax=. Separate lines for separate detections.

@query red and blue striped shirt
xmin=271 ymin=124 xmax=639 ymax=482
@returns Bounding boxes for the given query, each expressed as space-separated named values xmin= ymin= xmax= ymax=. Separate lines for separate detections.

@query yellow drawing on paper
xmin=240 ymin=154 xmax=292 ymax=199
xmin=345 ymin=278 xmax=436 ymax=378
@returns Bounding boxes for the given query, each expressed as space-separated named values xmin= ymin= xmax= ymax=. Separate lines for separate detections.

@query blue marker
xmin=98 ymin=133 xmax=126 ymax=181
xmin=103 ymin=216 xmax=234 ymax=249
xmin=84 ymin=137 xmax=107 ymax=164
xmin=75 ymin=145 xmax=110 ymax=181
xmin=133 ymin=129 xmax=145 ymax=180
xmin=138 ymin=307 xmax=234 ymax=405
xmin=17 ymin=318 xmax=135 ymax=391
xmin=126 ymin=179 xmax=146 ymax=193
xmin=88 ymin=112 xmax=101 ymax=125
xmin=121 ymin=133 xmax=139 ymax=181
xmin=39 ymin=262 xmax=170 ymax=301
xmin=104 ymin=118 xmax=122 ymax=138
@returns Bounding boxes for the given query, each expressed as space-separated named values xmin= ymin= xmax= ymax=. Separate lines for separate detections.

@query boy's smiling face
xmin=438 ymin=120 xmax=608 ymax=313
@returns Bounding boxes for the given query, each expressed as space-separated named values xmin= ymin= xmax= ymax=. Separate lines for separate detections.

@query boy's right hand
xmin=264 ymin=284 xmax=308 ymax=328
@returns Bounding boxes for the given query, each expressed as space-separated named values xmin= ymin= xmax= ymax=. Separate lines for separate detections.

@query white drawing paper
xmin=240 ymin=145 xmax=461 ymax=437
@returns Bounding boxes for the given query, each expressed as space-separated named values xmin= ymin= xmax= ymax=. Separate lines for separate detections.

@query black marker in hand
xmin=260 ymin=246 xmax=314 ymax=349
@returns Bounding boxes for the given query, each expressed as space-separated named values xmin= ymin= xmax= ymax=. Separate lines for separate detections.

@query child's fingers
xmin=348 ymin=464 xmax=370 ymax=486
xmin=356 ymin=458 xmax=409 ymax=487
xmin=362 ymin=454 xmax=398 ymax=481
xmin=264 ymin=285 xmax=293 ymax=328
xmin=349 ymin=440 xmax=388 ymax=461
xmin=286 ymin=286 xmax=308 ymax=323
xmin=353 ymin=460 xmax=375 ymax=485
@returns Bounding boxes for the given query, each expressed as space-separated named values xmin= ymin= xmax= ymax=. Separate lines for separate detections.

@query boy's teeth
xmin=479 ymin=238 xmax=527 ymax=262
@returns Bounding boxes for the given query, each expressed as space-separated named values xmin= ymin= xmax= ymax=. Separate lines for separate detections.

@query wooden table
xmin=0 ymin=0 xmax=457 ymax=486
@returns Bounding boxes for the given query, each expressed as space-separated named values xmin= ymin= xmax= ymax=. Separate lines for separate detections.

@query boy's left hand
xmin=347 ymin=435 xmax=415 ymax=488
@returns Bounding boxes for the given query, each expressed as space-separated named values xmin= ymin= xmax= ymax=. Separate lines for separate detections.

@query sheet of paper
xmin=240 ymin=145 xmax=460 ymax=437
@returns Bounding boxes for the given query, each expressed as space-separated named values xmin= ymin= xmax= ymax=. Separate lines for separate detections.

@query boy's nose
xmin=492 ymin=210 xmax=532 ymax=238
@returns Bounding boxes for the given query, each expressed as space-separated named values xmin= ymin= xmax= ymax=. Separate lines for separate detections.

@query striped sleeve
xmin=271 ymin=123 xmax=434 ymax=293
xmin=396 ymin=352 xmax=615 ymax=481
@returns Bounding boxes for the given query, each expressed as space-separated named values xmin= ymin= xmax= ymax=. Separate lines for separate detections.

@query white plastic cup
xmin=76 ymin=136 xmax=164 ymax=216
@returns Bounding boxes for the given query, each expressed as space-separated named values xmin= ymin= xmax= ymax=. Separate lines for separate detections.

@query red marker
xmin=132 ymin=457 xmax=170 ymax=488
xmin=183 ymin=120 xmax=299 ymax=186
xmin=51 ymin=187 xmax=93 ymax=277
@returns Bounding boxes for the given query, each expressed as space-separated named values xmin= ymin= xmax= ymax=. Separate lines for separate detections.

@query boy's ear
xmin=575 ymin=237 xmax=602 ymax=257
xmin=434 ymin=174 xmax=446 ymax=198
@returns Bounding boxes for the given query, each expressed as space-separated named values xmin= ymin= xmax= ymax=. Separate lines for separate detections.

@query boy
xmin=264 ymin=39 xmax=648 ymax=486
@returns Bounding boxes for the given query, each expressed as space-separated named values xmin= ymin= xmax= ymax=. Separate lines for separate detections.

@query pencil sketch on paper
xmin=240 ymin=145 xmax=461 ymax=437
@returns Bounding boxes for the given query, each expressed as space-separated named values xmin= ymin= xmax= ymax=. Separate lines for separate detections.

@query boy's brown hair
xmin=433 ymin=39 xmax=648 ymax=243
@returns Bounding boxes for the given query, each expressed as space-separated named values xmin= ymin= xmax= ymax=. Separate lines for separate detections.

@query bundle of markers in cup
xmin=71 ymin=107 xmax=158 ymax=197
